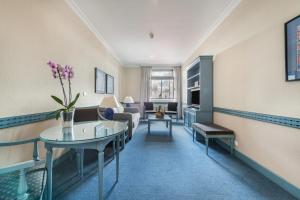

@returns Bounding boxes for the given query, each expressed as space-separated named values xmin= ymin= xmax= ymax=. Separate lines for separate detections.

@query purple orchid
xmin=47 ymin=61 xmax=58 ymax=78
xmin=47 ymin=61 xmax=79 ymax=112
xmin=64 ymin=65 xmax=74 ymax=79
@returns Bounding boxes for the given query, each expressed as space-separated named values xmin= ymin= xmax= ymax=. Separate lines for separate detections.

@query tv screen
xmin=191 ymin=90 xmax=199 ymax=105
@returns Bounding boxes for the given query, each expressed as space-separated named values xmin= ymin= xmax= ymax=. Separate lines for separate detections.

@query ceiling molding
xmin=123 ymin=62 xmax=182 ymax=68
xmin=64 ymin=0 xmax=122 ymax=65
xmin=183 ymin=0 xmax=241 ymax=64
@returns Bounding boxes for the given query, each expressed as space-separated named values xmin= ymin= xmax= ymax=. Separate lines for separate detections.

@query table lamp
xmin=100 ymin=95 xmax=121 ymax=108
xmin=123 ymin=96 xmax=134 ymax=107
xmin=99 ymin=96 xmax=121 ymax=120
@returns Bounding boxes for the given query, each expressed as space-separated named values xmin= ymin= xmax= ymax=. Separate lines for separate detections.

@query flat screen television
xmin=191 ymin=90 xmax=200 ymax=105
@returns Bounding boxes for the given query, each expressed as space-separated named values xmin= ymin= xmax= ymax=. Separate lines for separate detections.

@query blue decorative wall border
xmin=213 ymin=107 xmax=300 ymax=129
xmin=0 ymin=111 xmax=56 ymax=129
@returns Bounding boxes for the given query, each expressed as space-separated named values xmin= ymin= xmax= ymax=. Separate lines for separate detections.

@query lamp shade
xmin=100 ymin=96 xmax=121 ymax=108
xmin=123 ymin=96 xmax=134 ymax=104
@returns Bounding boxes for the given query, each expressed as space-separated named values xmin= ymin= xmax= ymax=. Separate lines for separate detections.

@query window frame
xmin=150 ymin=69 xmax=175 ymax=100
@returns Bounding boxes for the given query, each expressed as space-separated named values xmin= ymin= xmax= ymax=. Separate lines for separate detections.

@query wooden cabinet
xmin=184 ymin=56 xmax=213 ymax=133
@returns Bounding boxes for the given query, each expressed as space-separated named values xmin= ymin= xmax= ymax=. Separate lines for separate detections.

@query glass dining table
xmin=40 ymin=120 xmax=128 ymax=200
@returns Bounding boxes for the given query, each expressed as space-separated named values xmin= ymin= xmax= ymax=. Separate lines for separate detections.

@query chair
xmin=165 ymin=102 xmax=178 ymax=122
xmin=143 ymin=102 xmax=156 ymax=119
xmin=0 ymin=138 xmax=44 ymax=200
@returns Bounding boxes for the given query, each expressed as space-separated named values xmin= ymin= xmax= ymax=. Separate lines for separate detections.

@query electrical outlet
xmin=234 ymin=140 xmax=238 ymax=146
xmin=83 ymin=92 xmax=87 ymax=96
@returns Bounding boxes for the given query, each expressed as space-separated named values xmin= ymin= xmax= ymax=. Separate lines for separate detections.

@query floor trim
xmin=216 ymin=139 xmax=300 ymax=199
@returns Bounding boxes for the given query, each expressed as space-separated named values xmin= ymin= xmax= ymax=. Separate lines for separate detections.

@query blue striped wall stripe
xmin=0 ymin=111 xmax=56 ymax=129
xmin=213 ymin=107 xmax=300 ymax=129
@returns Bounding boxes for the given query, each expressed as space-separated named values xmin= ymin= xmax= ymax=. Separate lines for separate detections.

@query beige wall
xmin=0 ymin=0 xmax=123 ymax=166
xmin=121 ymin=67 xmax=141 ymax=102
xmin=182 ymin=0 xmax=300 ymax=188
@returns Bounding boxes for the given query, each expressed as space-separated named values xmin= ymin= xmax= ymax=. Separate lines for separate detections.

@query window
xmin=150 ymin=69 xmax=175 ymax=99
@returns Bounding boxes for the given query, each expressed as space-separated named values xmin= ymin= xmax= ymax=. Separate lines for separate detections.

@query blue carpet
xmin=62 ymin=122 xmax=297 ymax=200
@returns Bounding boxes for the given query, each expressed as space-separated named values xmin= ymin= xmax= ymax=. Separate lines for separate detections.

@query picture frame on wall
xmin=285 ymin=15 xmax=300 ymax=81
xmin=95 ymin=68 xmax=106 ymax=94
xmin=106 ymin=74 xmax=114 ymax=94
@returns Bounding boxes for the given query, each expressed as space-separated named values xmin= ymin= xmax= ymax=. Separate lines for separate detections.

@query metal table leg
xmin=76 ymin=149 xmax=84 ymax=179
xmin=116 ymin=134 xmax=120 ymax=182
xmin=45 ymin=146 xmax=53 ymax=200
xmin=97 ymin=150 xmax=104 ymax=200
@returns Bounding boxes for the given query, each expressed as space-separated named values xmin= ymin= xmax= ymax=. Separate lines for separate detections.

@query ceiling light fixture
xmin=149 ymin=32 xmax=154 ymax=39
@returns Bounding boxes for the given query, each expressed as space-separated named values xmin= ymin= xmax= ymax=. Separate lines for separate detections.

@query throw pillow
xmin=103 ymin=108 xmax=114 ymax=120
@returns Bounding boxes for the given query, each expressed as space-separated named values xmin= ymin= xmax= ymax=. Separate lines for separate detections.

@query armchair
xmin=143 ymin=102 xmax=156 ymax=119
xmin=165 ymin=102 xmax=178 ymax=122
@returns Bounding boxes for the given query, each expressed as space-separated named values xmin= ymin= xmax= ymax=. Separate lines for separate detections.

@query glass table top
xmin=148 ymin=114 xmax=171 ymax=120
xmin=40 ymin=120 xmax=127 ymax=143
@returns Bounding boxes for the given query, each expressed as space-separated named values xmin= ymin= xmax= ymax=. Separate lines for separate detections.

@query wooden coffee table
xmin=147 ymin=114 xmax=172 ymax=136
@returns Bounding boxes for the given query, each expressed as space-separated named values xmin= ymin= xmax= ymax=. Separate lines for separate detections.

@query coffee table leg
xmin=148 ymin=120 xmax=150 ymax=134
xmin=166 ymin=121 xmax=168 ymax=128
xmin=97 ymin=150 xmax=104 ymax=200
xmin=46 ymin=146 xmax=53 ymax=200
xmin=169 ymin=120 xmax=172 ymax=136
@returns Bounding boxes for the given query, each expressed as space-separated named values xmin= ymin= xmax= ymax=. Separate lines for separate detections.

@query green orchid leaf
xmin=51 ymin=95 xmax=66 ymax=107
xmin=67 ymin=93 xmax=80 ymax=109
xmin=54 ymin=109 xmax=65 ymax=120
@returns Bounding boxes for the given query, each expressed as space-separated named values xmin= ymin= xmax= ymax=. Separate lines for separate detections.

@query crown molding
xmin=123 ymin=62 xmax=182 ymax=68
xmin=183 ymin=0 xmax=241 ymax=64
xmin=65 ymin=0 xmax=123 ymax=65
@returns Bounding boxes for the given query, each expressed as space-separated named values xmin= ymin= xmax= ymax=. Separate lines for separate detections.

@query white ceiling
xmin=68 ymin=0 xmax=240 ymax=67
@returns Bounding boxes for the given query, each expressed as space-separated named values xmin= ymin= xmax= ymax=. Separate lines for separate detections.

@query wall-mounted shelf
xmin=187 ymin=86 xmax=200 ymax=91
xmin=187 ymin=73 xmax=200 ymax=80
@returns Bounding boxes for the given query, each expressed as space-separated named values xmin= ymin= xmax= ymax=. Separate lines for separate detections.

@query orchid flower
xmin=47 ymin=60 xmax=80 ymax=119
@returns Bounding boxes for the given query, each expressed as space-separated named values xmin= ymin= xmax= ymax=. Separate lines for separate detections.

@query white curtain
xmin=174 ymin=66 xmax=182 ymax=118
xmin=140 ymin=66 xmax=152 ymax=110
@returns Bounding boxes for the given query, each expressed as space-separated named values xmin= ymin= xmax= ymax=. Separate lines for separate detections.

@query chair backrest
xmin=144 ymin=102 xmax=154 ymax=111
xmin=167 ymin=102 xmax=178 ymax=112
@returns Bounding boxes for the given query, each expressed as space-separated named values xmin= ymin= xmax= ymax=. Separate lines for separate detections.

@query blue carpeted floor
xmin=62 ymin=122 xmax=297 ymax=200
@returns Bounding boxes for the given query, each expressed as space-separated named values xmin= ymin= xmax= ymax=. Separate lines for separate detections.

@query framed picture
xmin=285 ymin=15 xmax=300 ymax=81
xmin=95 ymin=68 xmax=106 ymax=94
xmin=106 ymin=74 xmax=114 ymax=94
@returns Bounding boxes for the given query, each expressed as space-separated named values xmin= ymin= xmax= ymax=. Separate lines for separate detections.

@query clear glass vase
xmin=61 ymin=109 xmax=75 ymax=128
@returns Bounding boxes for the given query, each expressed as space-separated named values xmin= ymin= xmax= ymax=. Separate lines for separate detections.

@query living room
xmin=0 ymin=0 xmax=300 ymax=200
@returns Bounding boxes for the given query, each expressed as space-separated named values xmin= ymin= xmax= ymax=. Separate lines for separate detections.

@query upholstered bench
xmin=192 ymin=123 xmax=235 ymax=155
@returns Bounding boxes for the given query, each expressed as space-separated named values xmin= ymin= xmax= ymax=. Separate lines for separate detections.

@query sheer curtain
xmin=140 ymin=66 xmax=152 ymax=111
xmin=174 ymin=66 xmax=182 ymax=118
